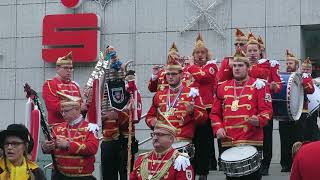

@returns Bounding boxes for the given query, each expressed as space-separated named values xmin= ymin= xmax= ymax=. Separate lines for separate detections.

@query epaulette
xmin=46 ymin=80 xmax=57 ymax=97
xmin=138 ymin=151 xmax=152 ymax=158
xmin=218 ymin=80 xmax=227 ymax=85
xmin=258 ymin=59 xmax=268 ymax=64
xmin=270 ymin=60 xmax=280 ymax=67
xmin=72 ymin=81 xmax=80 ymax=87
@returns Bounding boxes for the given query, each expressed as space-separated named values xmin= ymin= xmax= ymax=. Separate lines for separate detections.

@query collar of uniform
xmin=234 ymin=77 xmax=249 ymax=86
xmin=68 ymin=115 xmax=83 ymax=126
xmin=169 ymin=83 xmax=182 ymax=93
xmin=153 ymin=147 xmax=172 ymax=159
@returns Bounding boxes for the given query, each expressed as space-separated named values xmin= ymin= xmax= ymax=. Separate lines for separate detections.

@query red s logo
xmin=42 ymin=13 xmax=101 ymax=63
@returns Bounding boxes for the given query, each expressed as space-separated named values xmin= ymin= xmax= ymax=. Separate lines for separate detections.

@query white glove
xmin=253 ymin=79 xmax=266 ymax=90
xmin=174 ymin=155 xmax=191 ymax=171
xmin=302 ymin=73 xmax=310 ymax=79
xmin=188 ymin=88 xmax=199 ymax=98
xmin=270 ymin=59 xmax=280 ymax=67
xmin=205 ymin=59 xmax=217 ymax=65
xmin=87 ymin=123 xmax=99 ymax=133
xmin=151 ymin=74 xmax=158 ymax=81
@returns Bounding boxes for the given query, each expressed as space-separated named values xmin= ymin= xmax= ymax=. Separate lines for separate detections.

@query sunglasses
xmin=234 ymin=43 xmax=245 ymax=46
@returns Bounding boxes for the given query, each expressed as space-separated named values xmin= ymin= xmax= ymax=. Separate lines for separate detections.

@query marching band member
xmin=148 ymin=43 xmax=193 ymax=93
xmin=42 ymin=92 xmax=99 ymax=180
xmin=186 ymin=33 xmax=218 ymax=179
xmin=300 ymin=57 xmax=319 ymax=141
xmin=218 ymin=28 xmax=247 ymax=82
xmin=0 ymin=124 xmax=46 ymax=180
xmin=99 ymin=46 xmax=142 ymax=180
xmin=245 ymin=32 xmax=282 ymax=175
xmin=278 ymin=50 xmax=311 ymax=172
xmin=130 ymin=121 xmax=194 ymax=180
xmin=42 ymin=52 xmax=83 ymax=126
xmin=210 ymin=48 xmax=272 ymax=180
xmin=145 ymin=42 xmax=207 ymax=147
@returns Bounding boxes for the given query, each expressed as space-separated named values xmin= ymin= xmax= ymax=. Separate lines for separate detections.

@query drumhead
xmin=172 ymin=141 xmax=190 ymax=149
xmin=308 ymin=84 xmax=320 ymax=114
xmin=221 ymin=146 xmax=257 ymax=161
xmin=287 ymin=73 xmax=304 ymax=121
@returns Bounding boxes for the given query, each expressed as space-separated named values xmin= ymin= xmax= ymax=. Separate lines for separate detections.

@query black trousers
xmin=192 ymin=108 xmax=217 ymax=175
xmin=300 ymin=112 xmax=320 ymax=142
xmin=221 ymin=146 xmax=262 ymax=180
xmin=261 ymin=119 xmax=273 ymax=169
xmin=52 ymin=171 xmax=96 ymax=180
xmin=279 ymin=120 xmax=298 ymax=168
xmin=101 ymin=138 xmax=137 ymax=180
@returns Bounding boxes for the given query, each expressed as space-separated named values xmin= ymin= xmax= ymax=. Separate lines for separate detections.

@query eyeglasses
xmin=166 ymin=72 xmax=179 ymax=76
xmin=4 ymin=141 xmax=25 ymax=148
xmin=150 ymin=132 xmax=171 ymax=138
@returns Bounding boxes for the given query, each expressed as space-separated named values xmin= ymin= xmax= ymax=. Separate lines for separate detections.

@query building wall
xmin=1 ymin=0 xmax=320 ymax=177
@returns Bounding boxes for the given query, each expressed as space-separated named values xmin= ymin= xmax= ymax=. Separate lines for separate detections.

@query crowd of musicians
xmin=0 ymin=28 xmax=319 ymax=180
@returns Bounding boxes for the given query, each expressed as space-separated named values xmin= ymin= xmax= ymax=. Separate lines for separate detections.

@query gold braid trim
xmin=140 ymin=150 xmax=178 ymax=180
xmin=47 ymin=80 xmax=57 ymax=97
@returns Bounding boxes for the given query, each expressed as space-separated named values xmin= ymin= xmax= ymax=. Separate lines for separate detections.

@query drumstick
xmin=225 ymin=135 xmax=234 ymax=140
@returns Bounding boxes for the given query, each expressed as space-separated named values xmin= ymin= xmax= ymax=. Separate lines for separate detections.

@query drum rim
xmin=286 ymin=72 xmax=304 ymax=121
xmin=220 ymin=145 xmax=258 ymax=162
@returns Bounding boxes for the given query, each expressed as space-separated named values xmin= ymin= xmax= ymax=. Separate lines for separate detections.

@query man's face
xmin=166 ymin=71 xmax=182 ymax=87
xmin=61 ymin=107 xmax=80 ymax=122
xmin=193 ymin=47 xmax=207 ymax=66
xmin=234 ymin=42 xmax=247 ymax=53
xmin=286 ymin=60 xmax=297 ymax=72
xmin=246 ymin=44 xmax=260 ymax=64
xmin=56 ymin=64 xmax=73 ymax=81
xmin=233 ymin=61 xmax=249 ymax=80
xmin=152 ymin=129 xmax=173 ymax=152
xmin=301 ymin=67 xmax=312 ymax=74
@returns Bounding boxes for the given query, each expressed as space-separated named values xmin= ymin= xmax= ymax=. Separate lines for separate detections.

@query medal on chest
xmin=231 ymin=99 xmax=239 ymax=111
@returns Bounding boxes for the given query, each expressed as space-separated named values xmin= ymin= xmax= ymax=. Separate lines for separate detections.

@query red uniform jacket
xmin=148 ymin=69 xmax=168 ymax=92
xmin=217 ymin=57 xmax=233 ymax=82
xmin=218 ymin=58 xmax=282 ymax=94
xmin=146 ymin=86 xmax=207 ymax=140
xmin=42 ymin=77 xmax=82 ymax=125
xmin=187 ymin=62 xmax=218 ymax=109
xmin=130 ymin=148 xmax=194 ymax=180
xmin=290 ymin=141 xmax=320 ymax=180
xmin=210 ymin=77 xmax=273 ymax=147
xmin=102 ymin=109 xmax=130 ymax=141
xmin=301 ymin=73 xmax=315 ymax=112
xmin=148 ymin=66 xmax=194 ymax=93
xmin=45 ymin=119 xmax=99 ymax=176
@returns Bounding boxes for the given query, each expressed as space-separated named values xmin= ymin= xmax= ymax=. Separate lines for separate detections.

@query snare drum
xmin=272 ymin=72 xmax=304 ymax=121
xmin=172 ymin=141 xmax=195 ymax=159
xmin=308 ymin=84 xmax=320 ymax=115
xmin=220 ymin=146 xmax=261 ymax=177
